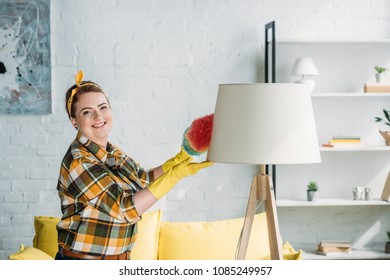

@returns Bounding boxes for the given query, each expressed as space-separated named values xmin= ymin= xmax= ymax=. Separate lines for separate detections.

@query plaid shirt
xmin=56 ymin=132 xmax=153 ymax=255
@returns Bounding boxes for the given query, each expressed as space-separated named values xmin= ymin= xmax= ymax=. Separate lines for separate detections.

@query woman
xmin=55 ymin=71 xmax=212 ymax=260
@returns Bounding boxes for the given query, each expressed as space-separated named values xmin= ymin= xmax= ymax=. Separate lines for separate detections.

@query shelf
xmin=272 ymin=33 xmax=390 ymax=256
xmin=277 ymin=198 xmax=389 ymax=207
xmin=320 ymin=146 xmax=390 ymax=152
xmin=277 ymin=39 xmax=390 ymax=44
xmin=302 ymin=247 xmax=390 ymax=260
xmin=312 ymin=93 xmax=390 ymax=97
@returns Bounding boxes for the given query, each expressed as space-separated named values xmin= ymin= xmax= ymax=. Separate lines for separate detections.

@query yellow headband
xmin=66 ymin=70 xmax=104 ymax=116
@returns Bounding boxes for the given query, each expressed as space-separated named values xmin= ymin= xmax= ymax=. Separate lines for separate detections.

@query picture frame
xmin=0 ymin=0 xmax=51 ymax=114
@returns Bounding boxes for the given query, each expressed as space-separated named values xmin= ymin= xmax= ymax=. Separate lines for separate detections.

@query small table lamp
xmin=291 ymin=57 xmax=319 ymax=92
xmin=207 ymin=83 xmax=321 ymax=260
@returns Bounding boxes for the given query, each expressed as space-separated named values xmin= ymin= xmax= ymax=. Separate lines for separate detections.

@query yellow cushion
xmin=158 ymin=212 xmax=273 ymax=260
xmin=8 ymin=244 xmax=53 ymax=260
xmin=131 ymin=210 xmax=162 ymax=260
xmin=32 ymin=210 xmax=162 ymax=260
xmin=283 ymin=241 xmax=303 ymax=260
xmin=33 ymin=216 xmax=60 ymax=258
xmin=261 ymin=241 xmax=303 ymax=260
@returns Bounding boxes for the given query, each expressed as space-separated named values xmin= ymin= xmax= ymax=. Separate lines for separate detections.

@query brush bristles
xmin=182 ymin=114 xmax=214 ymax=156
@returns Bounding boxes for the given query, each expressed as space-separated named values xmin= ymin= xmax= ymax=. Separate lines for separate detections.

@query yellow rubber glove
xmin=161 ymin=147 xmax=191 ymax=172
xmin=148 ymin=158 xmax=214 ymax=199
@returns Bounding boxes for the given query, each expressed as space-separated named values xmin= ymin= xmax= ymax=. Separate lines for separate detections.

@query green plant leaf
xmin=375 ymin=117 xmax=383 ymax=122
xmin=375 ymin=66 xmax=388 ymax=73
xmin=307 ymin=181 xmax=318 ymax=191
xmin=384 ymin=110 xmax=390 ymax=122
xmin=374 ymin=109 xmax=390 ymax=128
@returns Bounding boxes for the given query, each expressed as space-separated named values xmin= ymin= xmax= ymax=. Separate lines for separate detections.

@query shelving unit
xmin=275 ymin=39 xmax=390 ymax=93
xmin=302 ymin=248 xmax=390 ymax=260
xmin=277 ymin=198 xmax=389 ymax=207
xmin=275 ymin=38 xmax=390 ymax=205
xmin=278 ymin=39 xmax=390 ymax=44
xmin=320 ymin=146 xmax=390 ymax=152
xmin=271 ymin=35 xmax=390 ymax=259
xmin=276 ymin=91 xmax=390 ymax=206
xmin=312 ymin=92 xmax=390 ymax=97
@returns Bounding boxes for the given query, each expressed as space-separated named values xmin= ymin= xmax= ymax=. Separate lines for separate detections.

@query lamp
xmin=207 ymin=83 xmax=321 ymax=260
xmin=291 ymin=57 xmax=319 ymax=92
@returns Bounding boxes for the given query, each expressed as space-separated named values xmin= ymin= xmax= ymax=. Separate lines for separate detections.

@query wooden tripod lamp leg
xmin=264 ymin=175 xmax=283 ymax=260
xmin=236 ymin=176 xmax=259 ymax=260
xmin=236 ymin=174 xmax=283 ymax=260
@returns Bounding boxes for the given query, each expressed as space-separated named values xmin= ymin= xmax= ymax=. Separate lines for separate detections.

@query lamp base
xmin=236 ymin=173 xmax=283 ymax=260
xmin=295 ymin=78 xmax=315 ymax=92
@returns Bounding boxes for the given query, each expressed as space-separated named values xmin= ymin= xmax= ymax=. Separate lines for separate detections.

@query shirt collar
xmin=76 ymin=131 xmax=116 ymax=163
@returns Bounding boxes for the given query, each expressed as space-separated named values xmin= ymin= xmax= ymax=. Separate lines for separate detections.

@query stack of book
xmin=316 ymin=240 xmax=352 ymax=256
xmin=364 ymin=83 xmax=390 ymax=93
xmin=328 ymin=136 xmax=361 ymax=147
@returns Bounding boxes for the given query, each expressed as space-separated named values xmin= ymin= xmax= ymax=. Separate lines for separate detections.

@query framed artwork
xmin=0 ymin=0 xmax=51 ymax=114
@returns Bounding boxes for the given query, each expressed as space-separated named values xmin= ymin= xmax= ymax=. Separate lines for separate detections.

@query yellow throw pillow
xmin=158 ymin=213 xmax=271 ymax=260
xmin=32 ymin=210 xmax=162 ymax=260
xmin=8 ymin=244 xmax=53 ymax=260
xmin=131 ymin=210 xmax=162 ymax=260
xmin=33 ymin=216 xmax=60 ymax=258
xmin=261 ymin=241 xmax=303 ymax=260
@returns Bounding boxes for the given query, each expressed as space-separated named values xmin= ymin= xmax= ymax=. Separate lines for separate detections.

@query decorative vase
xmin=379 ymin=130 xmax=390 ymax=146
xmin=353 ymin=187 xmax=363 ymax=200
xmin=376 ymin=73 xmax=384 ymax=83
xmin=307 ymin=190 xmax=318 ymax=201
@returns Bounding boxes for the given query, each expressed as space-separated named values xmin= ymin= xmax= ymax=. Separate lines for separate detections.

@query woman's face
xmin=70 ymin=91 xmax=113 ymax=148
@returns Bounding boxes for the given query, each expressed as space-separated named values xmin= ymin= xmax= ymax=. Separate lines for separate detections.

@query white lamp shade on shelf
xmin=207 ymin=83 xmax=321 ymax=165
xmin=291 ymin=57 xmax=319 ymax=76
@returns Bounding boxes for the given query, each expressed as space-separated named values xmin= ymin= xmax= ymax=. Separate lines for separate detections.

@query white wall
xmin=1 ymin=0 xmax=390 ymax=259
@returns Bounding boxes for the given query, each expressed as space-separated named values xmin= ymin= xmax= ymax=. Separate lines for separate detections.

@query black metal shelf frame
xmin=264 ymin=21 xmax=277 ymax=193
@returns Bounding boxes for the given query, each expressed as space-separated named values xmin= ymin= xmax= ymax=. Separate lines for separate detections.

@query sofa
xmin=8 ymin=210 xmax=302 ymax=260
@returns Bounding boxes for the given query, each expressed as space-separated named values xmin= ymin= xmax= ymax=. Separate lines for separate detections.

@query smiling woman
xmin=55 ymin=71 xmax=213 ymax=260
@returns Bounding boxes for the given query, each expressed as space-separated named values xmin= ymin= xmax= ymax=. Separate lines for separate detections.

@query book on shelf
xmin=319 ymin=240 xmax=352 ymax=248
xmin=328 ymin=136 xmax=361 ymax=147
xmin=317 ymin=245 xmax=352 ymax=253
xmin=316 ymin=250 xmax=352 ymax=256
xmin=331 ymin=135 xmax=360 ymax=140
xmin=364 ymin=83 xmax=390 ymax=93
xmin=316 ymin=240 xmax=352 ymax=256
xmin=329 ymin=142 xmax=361 ymax=147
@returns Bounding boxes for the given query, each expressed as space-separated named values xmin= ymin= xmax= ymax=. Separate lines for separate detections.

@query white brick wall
xmin=1 ymin=0 xmax=390 ymax=259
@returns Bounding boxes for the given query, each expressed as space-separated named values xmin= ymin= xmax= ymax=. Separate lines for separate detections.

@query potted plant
xmin=374 ymin=109 xmax=390 ymax=146
xmin=307 ymin=181 xmax=319 ymax=201
xmin=374 ymin=66 xmax=388 ymax=83
xmin=386 ymin=231 xmax=390 ymax=254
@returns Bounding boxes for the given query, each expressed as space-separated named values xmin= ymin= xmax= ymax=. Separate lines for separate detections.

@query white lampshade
xmin=291 ymin=57 xmax=319 ymax=76
xmin=207 ymin=83 xmax=321 ymax=165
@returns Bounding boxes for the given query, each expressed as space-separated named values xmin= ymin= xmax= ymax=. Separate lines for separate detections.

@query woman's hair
xmin=65 ymin=81 xmax=109 ymax=119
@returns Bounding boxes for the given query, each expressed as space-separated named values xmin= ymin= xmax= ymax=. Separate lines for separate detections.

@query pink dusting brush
xmin=182 ymin=114 xmax=214 ymax=156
